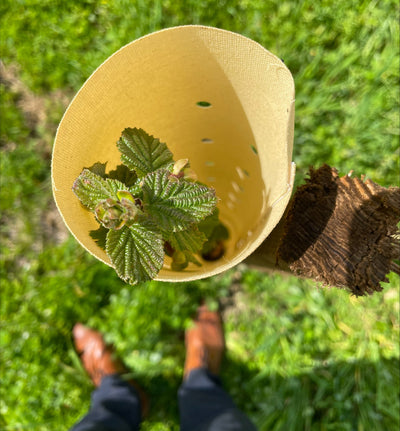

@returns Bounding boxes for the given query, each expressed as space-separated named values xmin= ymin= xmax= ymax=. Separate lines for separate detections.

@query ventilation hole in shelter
xmin=236 ymin=238 xmax=245 ymax=249
xmin=205 ymin=161 xmax=215 ymax=167
xmin=250 ymin=145 xmax=258 ymax=155
xmin=232 ymin=181 xmax=242 ymax=193
xmin=197 ymin=101 xmax=212 ymax=108
xmin=228 ymin=192 xmax=237 ymax=202
xmin=236 ymin=166 xmax=246 ymax=181
xmin=202 ymin=138 xmax=214 ymax=144
xmin=243 ymin=169 xmax=250 ymax=177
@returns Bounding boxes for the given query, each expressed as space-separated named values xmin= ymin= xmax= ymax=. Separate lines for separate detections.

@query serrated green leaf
xmin=168 ymin=226 xmax=207 ymax=253
xmin=106 ymin=222 xmax=164 ymax=285
xmin=72 ymin=169 xmax=126 ymax=210
xmin=108 ymin=164 xmax=138 ymax=188
xmin=201 ymin=222 xmax=229 ymax=256
xmin=117 ymin=128 xmax=174 ymax=177
xmin=198 ymin=208 xmax=221 ymax=238
xmin=142 ymin=169 xmax=217 ymax=232
xmin=184 ymin=251 xmax=202 ymax=266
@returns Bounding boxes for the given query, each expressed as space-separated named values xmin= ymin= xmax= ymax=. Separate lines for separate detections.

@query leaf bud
xmin=172 ymin=159 xmax=190 ymax=176
xmin=117 ymin=190 xmax=135 ymax=203
xmin=95 ymin=193 xmax=141 ymax=230
xmin=171 ymin=251 xmax=189 ymax=271
xmin=170 ymin=159 xmax=198 ymax=181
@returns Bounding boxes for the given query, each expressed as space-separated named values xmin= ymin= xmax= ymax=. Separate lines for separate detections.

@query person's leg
xmin=71 ymin=374 xmax=141 ymax=431
xmin=179 ymin=367 xmax=257 ymax=431
xmin=178 ymin=306 xmax=257 ymax=431
xmin=70 ymin=324 xmax=145 ymax=431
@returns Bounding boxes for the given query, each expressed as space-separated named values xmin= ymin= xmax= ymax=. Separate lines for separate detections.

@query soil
xmin=202 ymin=240 xmax=225 ymax=261
xmin=277 ymin=165 xmax=400 ymax=295
xmin=1 ymin=62 xmax=70 ymax=247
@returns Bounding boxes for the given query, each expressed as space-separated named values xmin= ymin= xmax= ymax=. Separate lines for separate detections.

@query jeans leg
xmin=70 ymin=374 xmax=141 ymax=431
xmin=178 ymin=367 xmax=257 ymax=431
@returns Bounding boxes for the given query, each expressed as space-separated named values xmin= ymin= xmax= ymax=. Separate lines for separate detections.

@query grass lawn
xmin=1 ymin=0 xmax=399 ymax=430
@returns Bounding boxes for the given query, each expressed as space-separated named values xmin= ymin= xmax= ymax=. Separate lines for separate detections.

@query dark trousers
xmin=71 ymin=367 xmax=257 ymax=431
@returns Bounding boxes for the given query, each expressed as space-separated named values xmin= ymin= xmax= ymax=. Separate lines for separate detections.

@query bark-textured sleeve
xmin=277 ymin=165 xmax=400 ymax=296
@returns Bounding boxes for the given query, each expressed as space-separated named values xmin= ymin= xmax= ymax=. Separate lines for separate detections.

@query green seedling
xmin=73 ymin=127 xmax=228 ymax=285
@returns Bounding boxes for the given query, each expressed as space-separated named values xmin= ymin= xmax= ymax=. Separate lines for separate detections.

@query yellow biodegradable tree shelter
xmin=52 ymin=26 xmax=295 ymax=282
xmin=52 ymin=26 xmax=399 ymax=294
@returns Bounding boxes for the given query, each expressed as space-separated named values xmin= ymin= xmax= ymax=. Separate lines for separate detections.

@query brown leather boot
xmin=72 ymin=323 xmax=149 ymax=416
xmin=184 ymin=305 xmax=225 ymax=378
xmin=73 ymin=323 xmax=126 ymax=386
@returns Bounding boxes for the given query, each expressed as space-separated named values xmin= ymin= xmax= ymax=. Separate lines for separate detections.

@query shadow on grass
xmin=131 ymin=356 xmax=399 ymax=431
